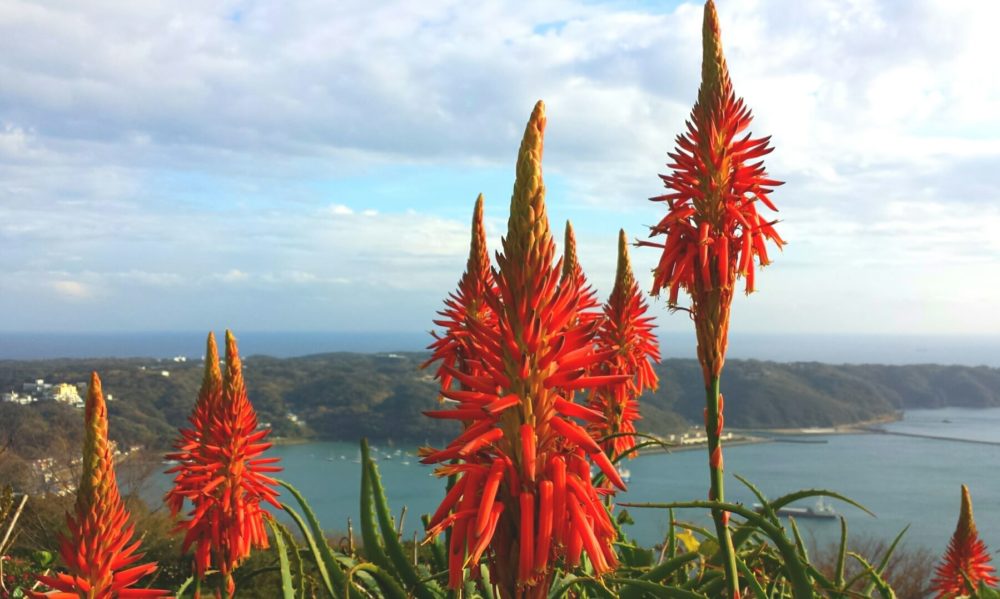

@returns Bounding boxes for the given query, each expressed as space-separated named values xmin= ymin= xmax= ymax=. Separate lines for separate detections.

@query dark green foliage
xmin=2 ymin=354 xmax=999 ymax=467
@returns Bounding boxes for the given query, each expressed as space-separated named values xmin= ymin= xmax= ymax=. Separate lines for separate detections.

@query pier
xmin=863 ymin=427 xmax=1000 ymax=447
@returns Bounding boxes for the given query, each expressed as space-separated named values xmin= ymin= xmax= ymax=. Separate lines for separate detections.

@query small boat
xmin=753 ymin=499 xmax=837 ymax=520
xmin=619 ymin=468 xmax=632 ymax=484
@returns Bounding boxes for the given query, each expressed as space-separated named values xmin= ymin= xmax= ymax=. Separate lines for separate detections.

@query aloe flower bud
xmin=560 ymin=221 xmax=600 ymax=321
xmin=424 ymin=194 xmax=497 ymax=391
xmin=932 ymin=485 xmax=999 ymax=597
xmin=423 ymin=102 xmax=627 ymax=598
xmin=642 ymin=0 xmax=783 ymax=384
xmin=588 ymin=230 xmax=660 ymax=461
xmin=30 ymin=373 xmax=168 ymax=599
xmin=165 ymin=331 xmax=281 ymax=597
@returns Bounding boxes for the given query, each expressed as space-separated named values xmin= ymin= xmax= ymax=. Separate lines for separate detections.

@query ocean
xmin=3 ymin=331 xmax=1000 ymax=366
xmin=148 ymin=407 xmax=1000 ymax=553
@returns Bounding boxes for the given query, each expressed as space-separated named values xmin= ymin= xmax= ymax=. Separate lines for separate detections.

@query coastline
xmin=635 ymin=411 xmax=903 ymax=457
xmin=733 ymin=411 xmax=903 ymax=437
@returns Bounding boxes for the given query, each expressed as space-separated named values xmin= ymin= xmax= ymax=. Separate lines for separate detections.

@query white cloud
xmin=328 ymin=204 xmax=354 ymax=215
xmin=218 ymin=269 xmax=250 ymax=283
xmin=0 ymin=0 xmax=998 ymax=333
xmin=50 ymin=280 xmax=92 ymax=299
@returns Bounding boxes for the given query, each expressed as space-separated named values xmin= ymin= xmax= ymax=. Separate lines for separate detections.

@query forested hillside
xmin=3 ymin=353 xmax=1000 ymax=460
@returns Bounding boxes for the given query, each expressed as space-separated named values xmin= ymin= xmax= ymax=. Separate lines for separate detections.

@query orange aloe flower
xmin=422 ymin=101 xmax=627 ymax=598
xmin=30 ymin=373 xmax=168 ymax=599
xmin=639 ymin=3 xmax=783 ymax=596
xmin=588 ymin=230 xmax=660 ymax=461
xmin=424 ymin=194 xmax=497 ymax=390
xmin=932 ymin=485 xmax=999 ymax=597
xmin=560 ymin=221 xmax=600 ymax=322
xmin=165 ymin=331 xmax=281 ymax=597
xmin=642 ymin=0 xmax=783 ymax=384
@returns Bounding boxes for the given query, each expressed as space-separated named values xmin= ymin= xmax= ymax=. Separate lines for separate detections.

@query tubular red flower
xmin=424 ymin=194 xmax=497 ymax=391
xmin=30 ymin=372 xmax=168 ymax=599
xmin=560 ymin=221 xmax=600 ymax=322
xmin=588 ymin=230 xmax=660 ymax=461
xmin=642 ymin=4 xmax=781 ymax=596
xmin=932 ymin=485 xmax=999 ymax=597
xmin=423 ymin=102 xmax=622 ymax=598
xmin=165 ymin=331 xmax=281 ymax=595
xmin=645 ymin=0 xmax=783 ymax=383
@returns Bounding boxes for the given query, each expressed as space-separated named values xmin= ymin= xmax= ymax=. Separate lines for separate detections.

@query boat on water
xmin=753 ymin=499 xmax=838 ymax=520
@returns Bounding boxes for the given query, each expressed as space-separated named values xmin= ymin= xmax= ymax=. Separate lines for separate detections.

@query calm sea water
xmin=150 ymin=407 xmax=1000 ymax=553
xmin=3 ymin=331 xmax=1000 ymax=366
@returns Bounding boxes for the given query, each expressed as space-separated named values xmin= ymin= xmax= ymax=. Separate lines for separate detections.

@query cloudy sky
xmin=1 ymin=0 xmax=998 ymax=336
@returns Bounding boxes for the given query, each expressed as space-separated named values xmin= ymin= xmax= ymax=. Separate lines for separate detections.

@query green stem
xmin=706 ymin=375 xmax=739 ymax=598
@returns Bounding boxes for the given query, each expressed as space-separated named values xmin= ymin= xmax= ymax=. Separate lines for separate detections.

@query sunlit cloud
xmin=0 ymin=0 xmax=997 ymax=333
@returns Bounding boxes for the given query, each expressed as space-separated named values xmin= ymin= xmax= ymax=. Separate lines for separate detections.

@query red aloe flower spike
xmin=560 ymin=221 xmax=600 ymax=320
xmin=649 ymin=0 xmax=783 ymax=308
xmin=30 ymin=372 xmax=169 ymax=599
xmin=165 ymin=333 xmax=223 ymax=517
xmin=642 ymin=2 xmax=782 ymax=597
xmin=424 ymin=194 xmax=497 ymax=392
xmin=588 ymin=229 xmax=660 ymax=461
xmin=932 ymin=485 xmax=999 ymax=597
xmin=422 ymin=101 xmax=623 ymax=599
xmin=167 ymin=331 xmax=281 ymax=597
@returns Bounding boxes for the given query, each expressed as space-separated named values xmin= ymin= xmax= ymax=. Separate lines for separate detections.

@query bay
xmin=151 ymin=407 xmax=1000 ymax=554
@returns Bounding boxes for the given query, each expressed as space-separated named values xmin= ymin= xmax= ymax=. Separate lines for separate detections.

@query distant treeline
xmin=2 ymin=353 xmax=1000 ymax=462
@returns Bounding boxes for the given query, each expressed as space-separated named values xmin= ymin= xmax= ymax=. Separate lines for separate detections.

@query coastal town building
xmin=4 ymin=378 xmax=85 ymax=407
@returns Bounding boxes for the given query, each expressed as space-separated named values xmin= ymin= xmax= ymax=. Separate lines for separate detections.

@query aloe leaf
xmin=849 ymin=552 xmax=897 ymax=599
xmin=610 ymin=577 xmax=709 ymax=599
xmin=618 ymin=552 xmax=700 ymax=599
xmin=266 ymin=516 xmax=297 ymax=599
xmin=359 ymin=439 xmax=394 ymax=574
xmin=548 ymin=575 xmax=615 ymax=599
xmin=770 ymin=488 xmax=874 ymax=518
xmin=788 ymin=517 xmax=808 ymax=561
xmin=620 ymin=500 xmax=815 ymax=599
xmin=175 ymin=576 xmax=194 ymax=599
xmin=835 ymin=516 xmax=848 ymax=590
xmin=734 ymin=474 xmax=778 ymax=527
xmin=733 ymin=553 xmax=768 ymax=599
xmin=279 ymin=480 xmax=363 ymax=599
xmin=474 ymin=564 xmax=495 ymax=599
xmin=421 ymin=514 xmax=448 ymax=573
xmin=666 ymin=508 xmax=676 ymax=562
xmin=363 ymin=438 xmax=443 ymax=599
xmin=352 ymin=563 xmax=409 ymax=599
xmin=861 ymin=525 xmax=908 ymax=596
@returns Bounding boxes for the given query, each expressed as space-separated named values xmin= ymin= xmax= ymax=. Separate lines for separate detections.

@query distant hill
xmin=2 ymin=354 xmax=1000 ymax=461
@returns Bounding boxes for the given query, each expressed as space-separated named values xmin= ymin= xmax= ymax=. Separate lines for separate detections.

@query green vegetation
xmin=2 ymin=354 xmax=999 ymax=461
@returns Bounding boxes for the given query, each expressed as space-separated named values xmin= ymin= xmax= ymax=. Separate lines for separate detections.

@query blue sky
xmin=1 ymin=0 xmax=999 ymax=335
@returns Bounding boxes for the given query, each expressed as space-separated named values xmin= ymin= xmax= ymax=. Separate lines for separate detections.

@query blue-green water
xmin=154 ymin=407 xmax=1000 ymax=552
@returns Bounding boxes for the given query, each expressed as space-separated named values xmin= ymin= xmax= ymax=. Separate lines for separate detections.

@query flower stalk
xmin=643 ymin=1 xmax=783 ymax=596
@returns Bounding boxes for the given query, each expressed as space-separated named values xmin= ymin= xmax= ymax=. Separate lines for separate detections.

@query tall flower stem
xmin=643 ymin=2 xmax=784 ymax=595
xmin=705 ymin=375 xmax=738 ymax=598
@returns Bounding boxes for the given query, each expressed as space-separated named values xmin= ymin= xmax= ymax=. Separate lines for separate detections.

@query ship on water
xmin=753 ymin=498 xmax=838 ymax=520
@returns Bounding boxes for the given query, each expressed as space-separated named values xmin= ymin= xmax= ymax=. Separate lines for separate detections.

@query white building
xmin=2 ymin=391 xmax=36 ymax=405
xmin=48 ymin=384 xmax=84 ymax=407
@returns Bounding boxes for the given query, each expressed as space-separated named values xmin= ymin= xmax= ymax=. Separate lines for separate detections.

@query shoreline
xmin=731 ymin=411 xmax=902 ymax=437
xmin=634 ymin=411 xmax=903 ymax=457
